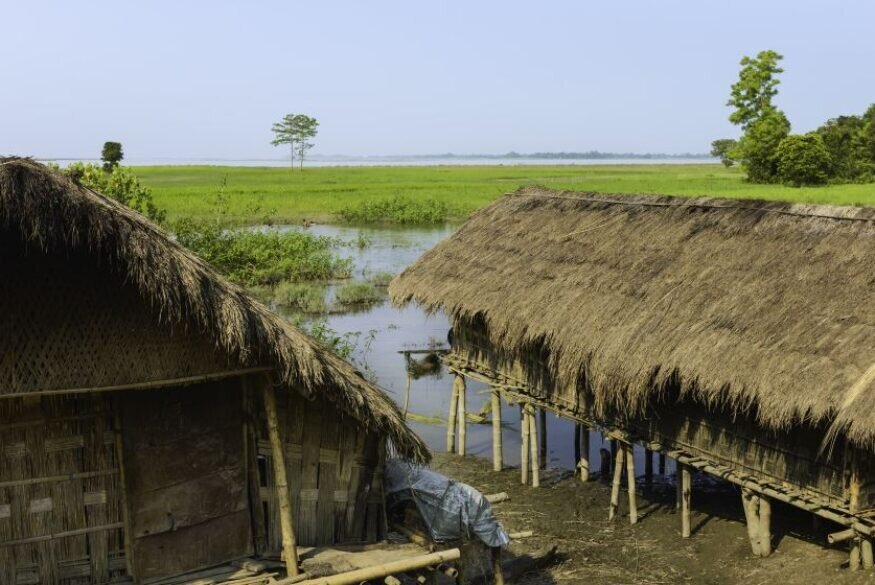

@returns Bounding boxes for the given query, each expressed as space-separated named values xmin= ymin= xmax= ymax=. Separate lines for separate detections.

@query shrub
xmin=337 ymin=195 xmax=451 ymax=224
xmin=61 ymin=162 xmax=165 ymax=223
xmin=272 ymin=281 xmax=326 ymax=313
xmin=368 ymin=271 xmax=395 ymax=287
xmin=736 ymin=110 xmax=791 ymax=183
xmin=776 ymin=133 xmax=833 ymax=187
xmin=334 ymin=282 xmax=383 ymax=305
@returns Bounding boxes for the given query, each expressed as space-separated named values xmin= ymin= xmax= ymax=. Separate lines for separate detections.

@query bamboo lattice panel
xmin=0 ymin=236 xmax=236 ymax=397
xmin=0 ymin=395 xmax=128 ymax=585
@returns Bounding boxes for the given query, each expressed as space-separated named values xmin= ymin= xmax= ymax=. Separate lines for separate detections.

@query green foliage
xmin=271 ymin=113 xmax=319 ymax=169
xmin=710 ymin=139 xmax=738 ymax=167
xmin=101 ymin=141 xmax=124 ymax=171
xmin=368 ymin=271 xmax=395 ymax=287
xmin=734 ymin=110 xmax=791 ymax=183
xmin=63 ymin=162 xmax=166 ymax=223
xmin=272 ymin=281 xmax=327 ymax=313
xmin=776 ymin=133 xmax=832 ymax=187
xmin=727 ymin=50 xmax=784 ymax=129
xmin=334 ymin=282 xmax=383 ymax=305
xmin=337 ymin=195 xmax=451 ymax=224
xmin=862 ymin=104 xmax=875 ymax=168
xmin=815 ymin=115 xmax=871 ymax=182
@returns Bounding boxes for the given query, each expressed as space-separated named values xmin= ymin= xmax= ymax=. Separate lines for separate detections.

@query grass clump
xmin=335 ymin=282 xmax=383 ymax=305
xmin=368 ymin=271 xmax=395 ymax=287
xmin=272 ymin=282 xmax=327 ymax=313
xmin=337 ymin=195 xmax=451 ymax=224
xmin=175 ymin=218 xmax=352 ymax=286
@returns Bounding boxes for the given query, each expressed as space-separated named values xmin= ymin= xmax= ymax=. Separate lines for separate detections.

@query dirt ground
xmin=430 ymin=453 xmax=872 ymax=585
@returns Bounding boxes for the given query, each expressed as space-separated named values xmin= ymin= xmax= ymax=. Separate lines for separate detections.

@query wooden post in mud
xmin=850 ymin=466 xmax=862 ymax=570
xmin=609 ymin=445 xmax=625 ymax=521
xmin=644 ymin=449 xmax=653 ymax=486
xmin=456 ymin=374 xmax=467 ymax=456
xmin=757 ymin=496 xmax=772 ymax=557
xmin=262 ymin=377 xmax=300 ymax=576
xmin=680 ymin=464 xmax=691 ymax=538
xmin=576 ymin=424 xmax=590 ymax=482
xmin=862 ymin=539 xmax=874 ymax=570
xmin=491 ymin=390 xmax=503 ymax=472
xmin=658 ymin=453 xmax=666 ymax=475
xmin=538 ymin=409 xmax=547 ymax=470
xmin=527 ymin=404 xmax=540 ymax=487
xmin=625 ymin=443 xmax=638 ymax=524
xmin=741 ymin=488 xmax=761 ymax=556
xmin=520 ymin=405 xmax=529 ymax=485
xmin=447 ymin=377 xmax=459 ymax=453
xmin=403 ymin=371 xmax=412 ymax=420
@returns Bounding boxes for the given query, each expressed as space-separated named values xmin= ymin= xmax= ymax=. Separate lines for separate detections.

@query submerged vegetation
xmin=335 ymin=282 xmax=384 ymax=305
xmin=271 ymin=281 xmax=327 ymax=313
xmin=337 ymin=195 xmax=452 ymax=224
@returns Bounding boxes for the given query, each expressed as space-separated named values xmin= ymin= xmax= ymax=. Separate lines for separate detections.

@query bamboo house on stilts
xmin=0 ymin=159 xmax=431 ymax=584
xmin=390 ymin=186 xmax=875 ymax=569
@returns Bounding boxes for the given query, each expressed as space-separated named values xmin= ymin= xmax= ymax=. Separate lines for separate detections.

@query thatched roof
xmin=0 ymin=158 xmax=429 ymax=463
xmin=391 ymin=186 xmax=875 ymax=448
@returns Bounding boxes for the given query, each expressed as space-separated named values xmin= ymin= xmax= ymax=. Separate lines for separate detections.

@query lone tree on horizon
xmin=101 ymin=141 xmax=124 ymax=171
xmin=271 ymin=114 xmax=319 ymax=169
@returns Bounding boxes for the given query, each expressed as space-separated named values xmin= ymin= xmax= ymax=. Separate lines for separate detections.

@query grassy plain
xmin=135 ymin=164 xmax=875 ymax=225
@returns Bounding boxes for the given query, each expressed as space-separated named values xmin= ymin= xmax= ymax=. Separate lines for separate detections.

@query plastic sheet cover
xmin=385 ymin=460 xmax=511 ymax=548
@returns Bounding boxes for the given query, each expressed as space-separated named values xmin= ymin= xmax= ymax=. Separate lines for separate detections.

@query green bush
xmin=61 ymin=162 xmax=166 ymax=223
xmin=272 ymin=281 xmax=327 ymax=313
xmin=337 ymin=195 xmax=451 ymax=224
xmin=334 ymin=282 xmax=383 ymax=305
xmin=776 ymin=133 xmax=833 ymax=187
xmin=735 ymin=110 xmax=791 ymax=183
xmin=174 ymin=219 xmax=352 ymax=286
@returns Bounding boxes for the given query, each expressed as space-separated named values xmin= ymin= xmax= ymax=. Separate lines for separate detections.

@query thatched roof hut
xmin=0 ymin=157 xmax=427 ymax=462
xmin=391 ymin=186 xmax=875 ymax=448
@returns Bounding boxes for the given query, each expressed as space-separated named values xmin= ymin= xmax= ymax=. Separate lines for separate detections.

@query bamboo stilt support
xmin=538 ymin=408 xmax=547 ymax=470
xmin=625 ymin=444 xmax=638 ymax=524
xmin=403 ymin=372 xmax=412 ymax=420
xmin=644 ymin=449 xmax=653 ymax=486
xmin=850 ymin=538 xmax=862 ymax=571
xmin=741 ymin=488 xmax=761 ymax=556
xmin=680 ymin=464 xmax=691 ymax=538
xmin=456 ymin=375 xmax=467 ymax=456
xmin=491 ymin=546 xmax=504 ymax=585
xmin=850 ymin=460 xmax=861 ymax=570
xmin=262 ymin=378 xmax=300 ymax=577
xmin=609 ymin=445 xmax=625 ymax=521
xmin=447 ymin=378 xmax=459 ymax=453
xmin=491 ymin=390 xmax=503 ymax=472
xmin=658 ymin=453 xmax=666 ymax=475
xmin=527 ymin=404 xmax=540 ymax=487
xmin=863 ymin=539 xmax=873 ymax=569
xmin=578 ymin=425 xmax=590 ymax=482
xmin=520 ymin=405 xmax=529 ymax=485
xmin=757 ymin=496 xmax=772 ymax=557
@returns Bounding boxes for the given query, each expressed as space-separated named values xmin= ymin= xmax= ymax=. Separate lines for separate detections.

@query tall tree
xmin=271 ymin=114 xmax=319 ymax=169
xmin=101 ymin=141 xmax=124 ymax=171
xmin=710 ymin=139 xmax=738 ymax=167
xmin=727 ymin=50 xmax=784 ymax=129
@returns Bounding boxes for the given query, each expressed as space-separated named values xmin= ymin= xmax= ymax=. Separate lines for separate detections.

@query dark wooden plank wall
xmin=120 ymin=382 xmax=252 ymax=583
xmin=0 ymin=395 xmax=127 ymax=585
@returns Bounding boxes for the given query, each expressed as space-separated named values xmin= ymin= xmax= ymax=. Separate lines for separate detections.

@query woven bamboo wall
xmin=0 ymin=395 xmax=128 ymax=585
xmin=250 ymin=383 xmax=386 ymax=550
xmin=0 ymin=236 xmax=236 ymax=397
xmin=452 ymin=321 xmax=850 ymax=505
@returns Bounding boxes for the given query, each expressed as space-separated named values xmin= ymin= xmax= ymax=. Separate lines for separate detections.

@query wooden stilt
xmin=625 ymin=443 xmax=638 ymax=525
xmin=862 ymin=539 xmax=873 ymax=570
xmin=262 ymin=377 xmax=300 ymax=576
xmin=538 ymin=408 xmax=547 ymax=470
xmin=658 ymin=453 xmax=666 ymax=475
xmin=599 ymin=447 xmax=611 ymax=479
xmin=491 ymin=390 xmax=503 ymax=472
xmin=757 ymin=496 xmax=772 ymax=557
xmin=609 ymin=445 xmax=625 ymax=521
xmin=850 ymin=538 xmax=862 ymax=571
xmin=850 ymin=459 xmax=861 ymax=570
xmin=520 ymin=405 xmax=529 ymax=486
xmin=741 ymin=488 xmax=761 ymax=556
xmin=402 ymin=371 xmax=412 ymax=419
xmin=680 ymin=464 xmax=691 ymax=538
xmin=491 ymin=546 xmax=504 ymax=585
xmin=578 ymin=425 xmax=590 ymax=482
xmin=446 ymin=378 xmax=459 ymax=453
xmin=527 ymin=404 xmax=540 ymax=488
xmin=456 ymin=375 xmax=467 ymax=456
xmin=644 ymin=449 xmax=653 ymax=486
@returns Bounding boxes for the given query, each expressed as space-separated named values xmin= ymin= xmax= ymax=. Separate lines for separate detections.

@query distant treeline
xmin=426 ymin=151 xmax=711 ymax=160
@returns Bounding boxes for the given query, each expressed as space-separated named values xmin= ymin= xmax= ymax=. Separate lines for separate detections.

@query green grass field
xmin=134 ymin=164 xmax=875 ymax=225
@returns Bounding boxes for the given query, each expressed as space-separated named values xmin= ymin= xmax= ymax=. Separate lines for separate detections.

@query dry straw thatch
xmin=391 ymin=187 xmax=875 ymax=448
xmin=0 ymin=158 xmax=429 ymax=463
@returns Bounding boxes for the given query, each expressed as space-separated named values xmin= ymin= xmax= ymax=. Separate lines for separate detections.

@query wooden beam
xmin=278 ymin=549 xmax=461 ymax=585
xmin=262 ymin=376 xmax=300 ymax=577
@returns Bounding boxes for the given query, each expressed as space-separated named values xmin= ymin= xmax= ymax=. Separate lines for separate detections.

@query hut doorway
xmin=0 ymin=394 xmax=128 ymax=585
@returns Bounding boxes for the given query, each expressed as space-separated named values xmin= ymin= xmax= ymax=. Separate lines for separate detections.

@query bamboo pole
xmin=492 ymin=390 xmax=503 ymax=472
xmin=403 ymin=371 xmax=412 ymax=420
xmin=578 ymin=425 xmax=590 ymax=482
xmin=757 ymin=496 xmax=772 ymax=557
xmin=112 ymin=399 xmax=135 ymax=580
xmin=278 ymin=549 xmax=461 ymax=585
xmin=456 ymin=374 xmax=467 ymax=456
xmin=447 ymin=378 xmax=459 ymax=453
xmin=528 ymin=404 xmax=540 ymax=487
xmin=520 ymin=405 xmax=529 ymax=486
xmin=863 ymin=539 xmax=874 ymax=570
xmin=538 ymin=408 xmax=547 ymax=470
xmin=609 ymin=445 xmax=625 ymax=521
xmin=625 ymin=444 xmax=638 ymax=525
xmin=741 ymin=488 xmax=761 ymax=556
xmin=680 ymin=464 xmax=691 ymax=538
xmin=262 ymin=377 xmax=300 ymax=577
xmin=850 ymin=459 xmax=861 ymax=570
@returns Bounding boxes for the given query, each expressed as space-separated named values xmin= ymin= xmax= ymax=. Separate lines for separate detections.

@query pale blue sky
xmin=2 ymin=0 xmax=873 ymax=159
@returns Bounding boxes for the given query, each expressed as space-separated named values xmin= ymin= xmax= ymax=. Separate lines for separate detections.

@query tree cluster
xmin=715 ymin=51 xmax=875 ymax=186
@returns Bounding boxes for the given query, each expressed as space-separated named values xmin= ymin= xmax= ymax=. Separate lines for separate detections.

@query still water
xmin=275 ymin=223 xmax=660 ymax=473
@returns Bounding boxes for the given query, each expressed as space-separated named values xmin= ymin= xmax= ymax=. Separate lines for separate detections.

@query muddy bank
xmin=430 ymin=453 xmax=870 ymax=585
